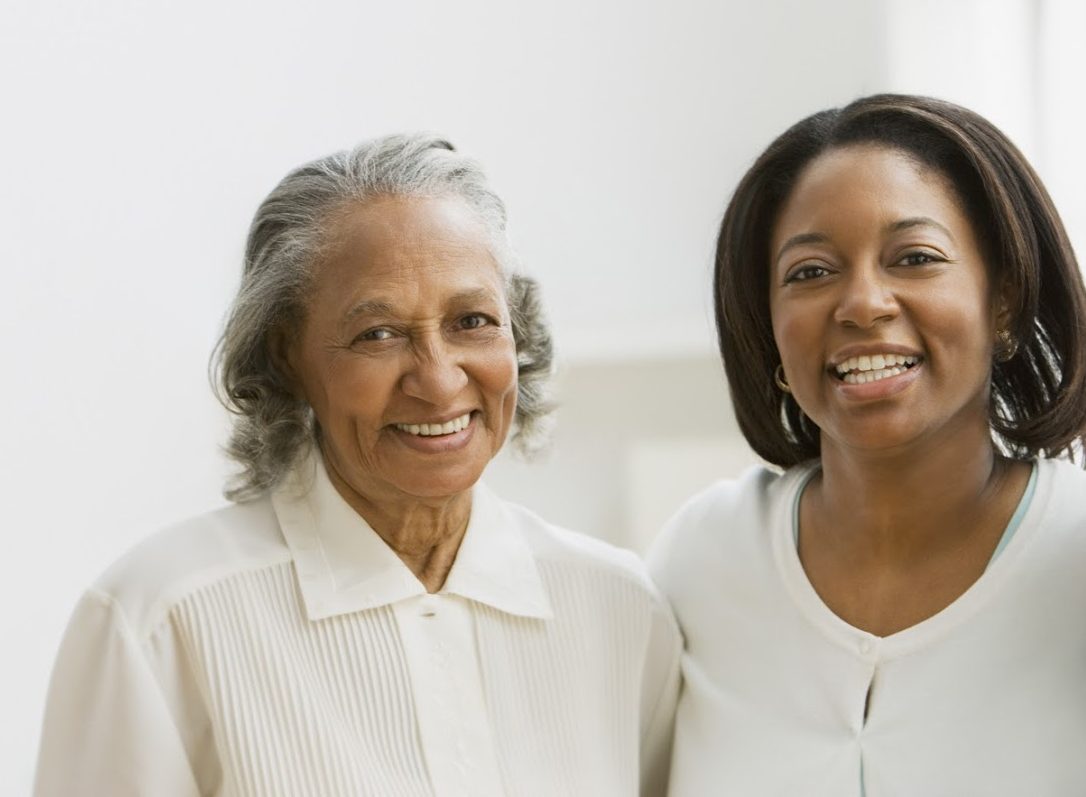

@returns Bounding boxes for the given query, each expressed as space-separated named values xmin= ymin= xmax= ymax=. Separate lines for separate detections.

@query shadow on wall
xmin=485 ymin=354 xmax=765 ymax=554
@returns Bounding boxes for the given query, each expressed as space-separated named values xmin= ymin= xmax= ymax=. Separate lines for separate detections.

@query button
xmin=419 ymin=595 xmax=438 ymax=617
xmin=858 ymin=638 xmax=874 ymax=655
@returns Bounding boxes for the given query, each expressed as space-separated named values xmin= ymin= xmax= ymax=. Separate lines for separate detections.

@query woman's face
xmin=283 ymin=195 xmax=518 ymax=509
xmin=768 ymin=144 xmax=1002 ymax=458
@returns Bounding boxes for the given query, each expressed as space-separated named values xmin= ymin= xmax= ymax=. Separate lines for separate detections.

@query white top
xmin=35 ymin=456 xmax=680 ymax=797
xmin=649 ymin=458 xmax=1086 ymax=797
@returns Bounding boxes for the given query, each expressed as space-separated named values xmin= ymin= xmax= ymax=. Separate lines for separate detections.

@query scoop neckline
xmin=771 ymin=459 xmax=1050 ymax=660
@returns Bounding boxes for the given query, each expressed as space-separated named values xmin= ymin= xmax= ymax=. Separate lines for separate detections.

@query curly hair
xmin=715 ymin=94 xmax=1086 ymax=468
xmin=213 ymin=134 xmax=554 ymax=501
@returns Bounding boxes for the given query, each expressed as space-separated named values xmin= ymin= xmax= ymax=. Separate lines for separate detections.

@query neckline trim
xmin=773 ymin=458 xmax=1051 ymax=659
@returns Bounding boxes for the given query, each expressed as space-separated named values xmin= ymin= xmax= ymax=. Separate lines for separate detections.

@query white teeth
xmin=842 ymin=366 xmax=906 ymax=385
xmin=835 ymin=353 xmax=919 ymax=376
xmin=395 ymin=413 xmax=471 ymax=436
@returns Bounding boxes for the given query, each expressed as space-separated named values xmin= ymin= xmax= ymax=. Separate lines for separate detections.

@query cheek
xmin=923 ymin=288 xmax=995 ymax=358
xmin=315 ymin=361 xmax=396 ymax=430
xmin=771 ymin=307 xmax=813 ymax=364
xmin=478 ymin=334 xmax=519 ymax=389
xmin=480 ymin=345 xmax=520 ymax=430
xmin=492 ymin=349 xmax=520 ymax=403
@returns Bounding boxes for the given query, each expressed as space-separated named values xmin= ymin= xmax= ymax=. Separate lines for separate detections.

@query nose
xmin=400 ymin=337 xmax=469 ymax=404
xmin=833 ymin=267 xmax=899 ymax=328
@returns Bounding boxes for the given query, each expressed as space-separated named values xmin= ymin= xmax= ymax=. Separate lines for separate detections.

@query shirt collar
xmin=272 ymin=453 xmax=552 ymax=622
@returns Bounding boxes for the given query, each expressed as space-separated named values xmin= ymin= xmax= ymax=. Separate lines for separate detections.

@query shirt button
xmin=859 ymin=638 xmax=873 ymax=655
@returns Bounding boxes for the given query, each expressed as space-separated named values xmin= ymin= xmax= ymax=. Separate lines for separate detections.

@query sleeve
xmin=638 ymin=589 xmax=682 ymax=797
xmin=34 ymin=589 xmax=204 ymax=797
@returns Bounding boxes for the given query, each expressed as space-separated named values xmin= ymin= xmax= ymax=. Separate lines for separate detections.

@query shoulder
xmin=1030 ymin=457 xmax=1086 ymax=522
xmin=91 ymin=497 xmax=291 ymax=638
xmin=650 ymin=464 xmax=800 ymax=557
xmin=499 ymin=496 xmax=663 ymax=601
xmin=499 ymin=498 xmax=682 ymax=658
xmin=1030 ymin=457 xmax=1086 ymax=542
xmin=1042 ymin=456 xmax=1086 ymax=493
xmin=646 ymin=463 xmax=811 ymax=597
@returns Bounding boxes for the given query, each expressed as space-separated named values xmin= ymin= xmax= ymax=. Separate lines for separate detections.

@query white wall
xmin=1038 ymin=0 xmax=1086 ymax=262
xmin=879 ymin=0 xmax=1086 ymax=258
xmin=3 ymin=0 xmax=1076 ymax=791
xmin=882 ymin=0 xmax=1040 ymax=157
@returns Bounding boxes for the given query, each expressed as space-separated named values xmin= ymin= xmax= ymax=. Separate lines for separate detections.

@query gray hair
xmin=212 ymin=134 xmax=554 ymax=501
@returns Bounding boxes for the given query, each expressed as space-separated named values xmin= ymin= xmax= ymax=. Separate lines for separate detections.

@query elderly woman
xmin=35 ymin=135 xmax=680 ymax=796
xmin=650 ymin=95 xmax=1086 ymax=795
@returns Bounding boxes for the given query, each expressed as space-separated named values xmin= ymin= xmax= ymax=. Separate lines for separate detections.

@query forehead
xmin=314 ymin=195 xmax=504 ymax=295
xmin=772 ymin=144 xmax=970 ymax=243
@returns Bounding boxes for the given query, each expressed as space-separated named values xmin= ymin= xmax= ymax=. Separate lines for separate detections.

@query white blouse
xmin=35 ymin=456 xmax=680 ymax=796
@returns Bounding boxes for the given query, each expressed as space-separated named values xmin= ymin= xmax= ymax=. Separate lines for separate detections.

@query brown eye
xmin=458 ymin=314 xmax=492 ymax=330
xmin=353 ymin=327 xmax=394 ymax=344
xmin=785 ymin=264 xmax=831 ymax=283
xmin=898 ymin=251 xmax=943 ymax=267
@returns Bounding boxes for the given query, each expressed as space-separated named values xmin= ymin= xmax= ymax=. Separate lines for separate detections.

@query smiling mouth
xmin=833 ymin=354 xmax=920 ymax=385
xmin=393 ymin=412 xmax=472 ymax=437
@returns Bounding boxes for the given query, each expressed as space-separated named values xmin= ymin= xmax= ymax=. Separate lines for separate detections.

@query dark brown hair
xmin=714 ymin=94 xmax=1086 ymax=467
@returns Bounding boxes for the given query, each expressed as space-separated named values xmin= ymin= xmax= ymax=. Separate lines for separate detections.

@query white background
xmin=3 ymin=0 xmax=1083 ymax=791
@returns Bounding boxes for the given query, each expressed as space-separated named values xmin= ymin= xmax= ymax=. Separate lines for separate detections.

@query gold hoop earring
xmin=774 ymin=364 xmax=791 ymax=393
xmin=995 ymin=329 xmax=1019 ymax=362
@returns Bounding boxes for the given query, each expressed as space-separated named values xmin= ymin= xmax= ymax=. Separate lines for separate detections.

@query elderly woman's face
xmin=284 ymin=195 xmax=518 ymax=508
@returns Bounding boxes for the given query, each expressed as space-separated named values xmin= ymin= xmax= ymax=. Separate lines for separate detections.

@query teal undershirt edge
xmin=789 ymin=461 xmax=1038 ymax=797
xmin=990 ymin=461 xmax=1038 ymax=562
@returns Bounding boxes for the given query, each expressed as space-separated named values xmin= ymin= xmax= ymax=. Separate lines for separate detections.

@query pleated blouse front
xmin=35 ymin=458 xmax=680 ymax=797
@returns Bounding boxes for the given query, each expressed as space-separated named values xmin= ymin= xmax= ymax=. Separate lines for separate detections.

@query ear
xmin=268 ymin=324 xmax=305 ymax=401
xmin=992 ymin=277 xmax=1018 ymax=332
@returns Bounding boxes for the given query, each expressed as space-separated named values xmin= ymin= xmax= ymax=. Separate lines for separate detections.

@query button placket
xmin=393 ymin=594 xmax=504 ymax=796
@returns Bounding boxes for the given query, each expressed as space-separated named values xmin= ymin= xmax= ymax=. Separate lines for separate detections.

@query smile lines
xmin=394 ymin=412 xmax=472 ymax=437
xmin=834 ymin=353 xmax=919 ymax=385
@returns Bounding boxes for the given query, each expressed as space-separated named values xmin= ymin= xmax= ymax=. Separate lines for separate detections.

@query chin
xmin=824 ymin=421 xmax=921 ymax=455
xmin=393 ymin=466 xmax=489 ymax=503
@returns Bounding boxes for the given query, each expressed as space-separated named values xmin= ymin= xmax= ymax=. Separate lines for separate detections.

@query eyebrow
xmin=447 ymin=287 xmax=503 ymax=307
xmin=888 ymin=216 xmax=955 ymax=238
xmin=343 ymin=288 xmax=502 ymax=321
xmin=345 ymin=299 xmax=395 ymax=321
xmin=774 ymin=232 xmax=827 ymax=265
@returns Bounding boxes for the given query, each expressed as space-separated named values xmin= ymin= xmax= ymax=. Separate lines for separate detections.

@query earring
xmin=774 ymin=364 xmax=791 ymax=393
xmin=995 ymin=329 xmax=1019 ymax=362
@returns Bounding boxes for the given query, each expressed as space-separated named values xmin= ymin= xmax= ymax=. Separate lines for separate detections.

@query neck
xmin=813 ymin=428 xmax=1010 ymax=561
xmin=322 ymin=456 xmax=472 ymax=593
